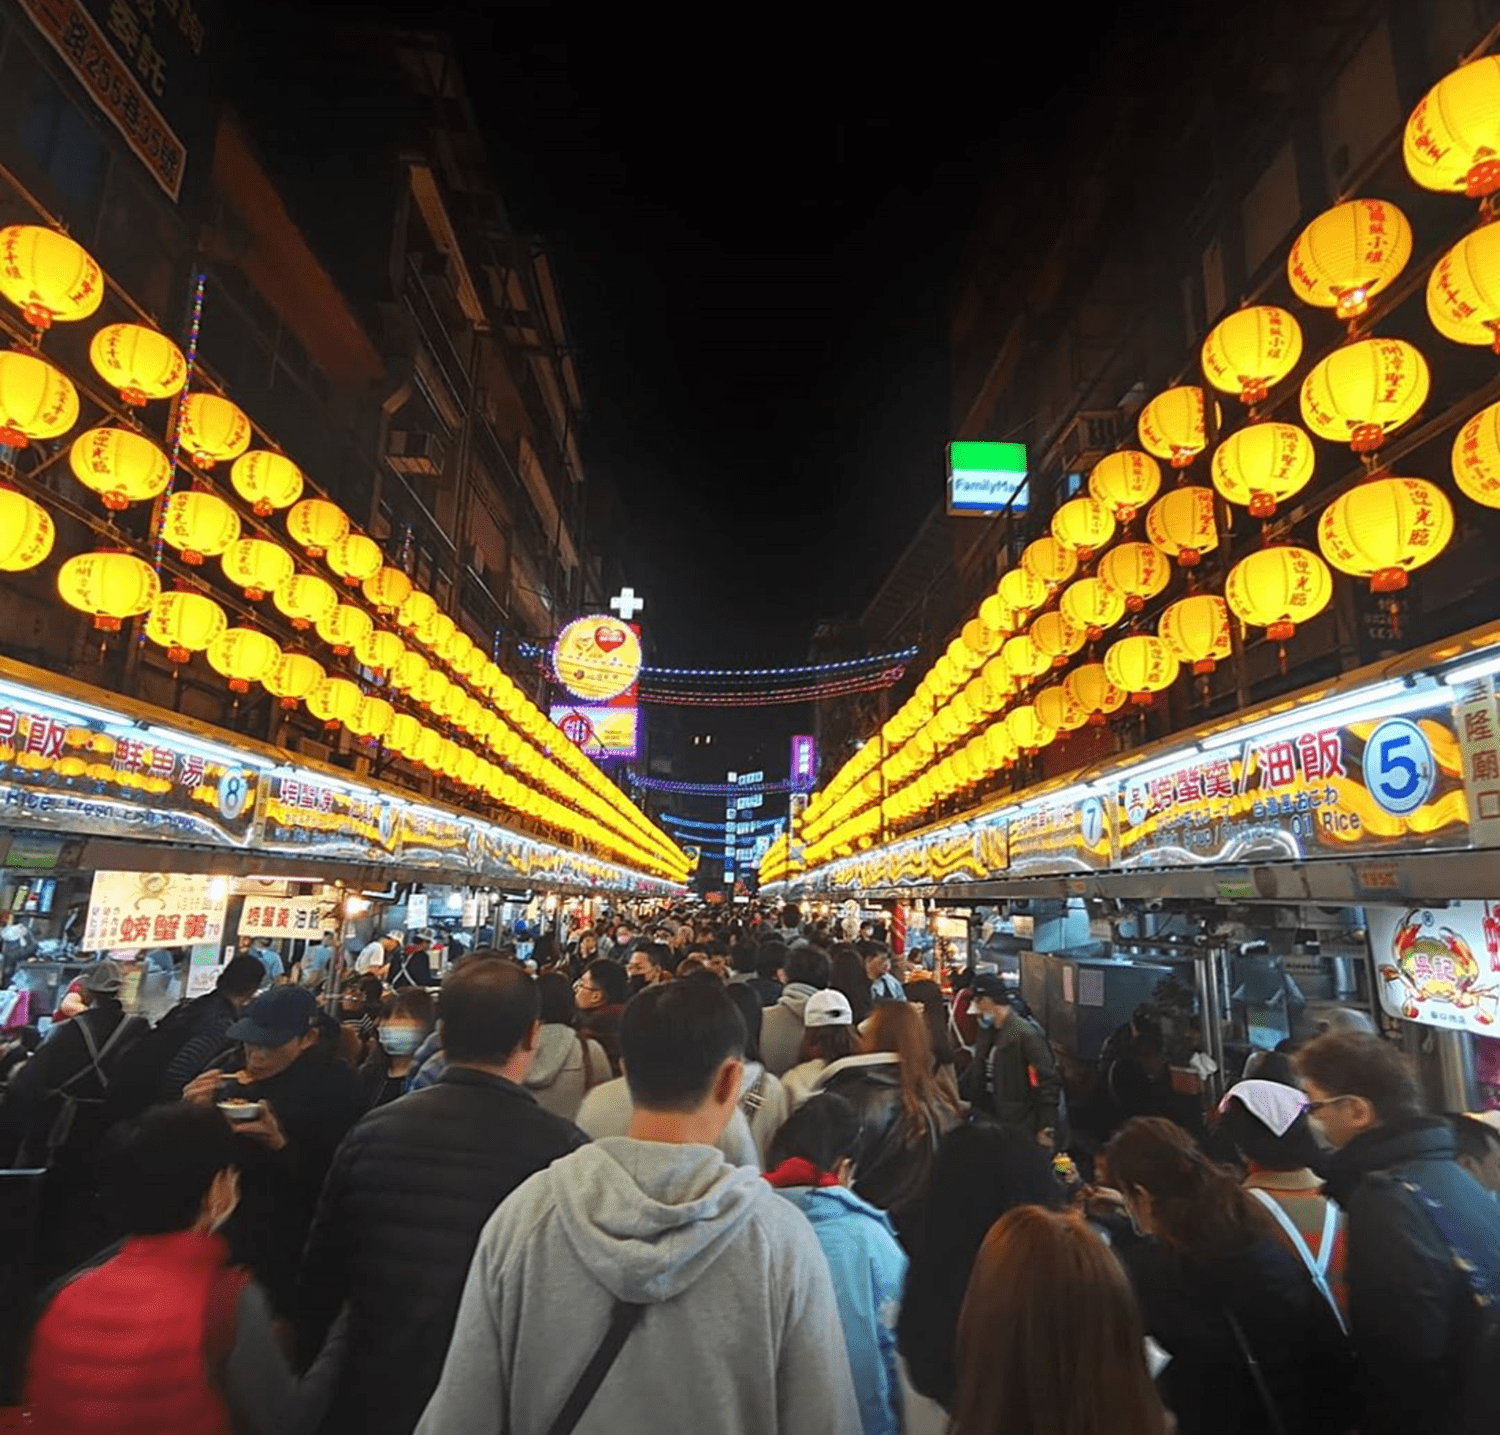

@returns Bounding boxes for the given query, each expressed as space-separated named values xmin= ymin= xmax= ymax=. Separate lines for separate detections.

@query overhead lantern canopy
xmin=1403 ymin=55 xmax=1500 ymax=199
xmin=1035 ymin=683 xmax=1088 ymax=735
xmin=1060 ymin=577 xmax=1126 ymax=641
xmin=0 ymin=351 xmax=79 ymax=448
xmin=207 ymin=628 xmax=282 ymax=693
xmin=363 ymin=565 xmax=414 ymax=617
xmin=1089 ymin=450 xmax=1161 ymax=523
xmin=1020 ymin=536 xmax=1078 ymax=592
xmin=0 ymin=488 xmax=55 ymax=572
xmin=1300 ymin=337 xmax=1429 ymax=454
xmin=997 ymin=567 xmax=1048 ymax=621
xmin=0 ymin=225 xmax=103 ymax=331
xmin=1104 ymin=634 xmax=1181 ymax=706
xmin=161 ymin=491 xmax=240 ymax=566
xmin=306 ymin=676 xmax=362 ymax=730
xmin=1210 ymin=422 xmax=1316 ymax=518
xmin=1225 ymin=546 xmax=1333 ymax=642
xmin=315 ymin=603 xmax=374 ymax=655
xmin=1452 ymin=397 xmax=1500 ymax=507
xmin=1064 ymin=663 xmax=1127 ymax=725
xmin=1159 ymin=594 xmax=1233 ymax=674
xmin=145 ymin=591 xmax=228 ymax=665
xmin=68 ymin=427 xmax=172 ymax=511
xmin=57 ymin=551 xmax=160 ymax=631
xmin=1145 ymin=486 xmax=1218 ymax=568
xmin=1002 ymin=632 xmax=1050 ymax=683
xmin=274 ymin=573 xmax=338 ymax=630
xmin=287 ymin=498 xmax=350 ymax=558
xmin=327 ymin=533 xmax=383 ymax=587
xmin=230 ymin=451 xmax=304 ymax=517
xmin=178 ymin=394 xmax=252 ymax=469
xmin=220 ymin=538 xmax=295 ymax=602
xmin=1427 ymin=223 xmax=1500 ymax=351
xmin=89 ymin=324 xmax=186 ymax=407
xmin=1051 ymin=495 xmax=1117 ymax=560
xmin=1286 ymin=199 xmax=1413 ymax=320
xmin=1201 ymin=305 xmax=1303 ymax=405
xmin=1097 ymin=541 xmax=1171 ymax=612
xmin=1005 ymin=704 xmax=1056 ymax=756
xmin=1317 ymin=476 xmax=1454 ymax=592
xmin=263 ymin=652 xmax=326 ymax=709
xmin=1030 ymin=610 xmax=1087 ymax=669
xmin=1138 ymin=386 xmax=1218 ymax=469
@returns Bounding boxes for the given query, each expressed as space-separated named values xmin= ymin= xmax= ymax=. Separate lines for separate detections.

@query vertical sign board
xmin=790 ymin=735 xmax=817 ymax=790
xmin=1451 ymin=675 xmax=1500 ymax=850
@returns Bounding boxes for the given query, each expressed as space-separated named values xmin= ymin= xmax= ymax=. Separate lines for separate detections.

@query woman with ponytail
xmin=1104 ymin=1117 xmax=1354 ymax=1435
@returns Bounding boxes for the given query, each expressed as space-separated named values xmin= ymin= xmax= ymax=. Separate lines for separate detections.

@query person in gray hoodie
xmin=524 ymin=973 xmax=612 ymax=1123
xmin=415 ymin=979 xmax=861 ymax=1435
xmin=761 ymin=943 xmax=831 ymax=1077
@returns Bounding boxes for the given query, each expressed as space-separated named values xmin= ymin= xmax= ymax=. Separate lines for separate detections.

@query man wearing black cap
xmin=959 ymin=974 xmax=1065 ymax=1148
xmin=184 ymin=985 xmax=362 ymax=1316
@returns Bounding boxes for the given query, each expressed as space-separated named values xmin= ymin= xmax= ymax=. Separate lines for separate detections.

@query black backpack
xmin=101 ymin=996 xmax=209 ymax=1123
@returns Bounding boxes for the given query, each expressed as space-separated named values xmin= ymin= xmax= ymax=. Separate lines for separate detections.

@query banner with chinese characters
xmin=1368 ymin=903 xmax=1500 ymax=1035
xmin=398 ymin=807 xmax=477 ymax=869
xmin=82 ymin=870 xmax=228 ymax=951
xmin=258 ymin=773 xmax=400 ymax=861
xmin=237 ymin=894 xmax=340 ymax=941
xmin=1009 ymin=789 xmax=1113 ymax=875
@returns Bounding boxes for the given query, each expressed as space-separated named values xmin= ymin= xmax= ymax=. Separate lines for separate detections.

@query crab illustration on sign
xmin=1379 ymin=907 xmax=1499 ymax=1025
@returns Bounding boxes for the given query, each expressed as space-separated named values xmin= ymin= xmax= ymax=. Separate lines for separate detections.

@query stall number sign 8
xmin=1365 ymin=718 xmax=1436 ymax=818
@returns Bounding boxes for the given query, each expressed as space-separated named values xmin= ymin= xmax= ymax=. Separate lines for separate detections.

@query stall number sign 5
xmin=1366 ymin=719 xmax=1436 ymax=818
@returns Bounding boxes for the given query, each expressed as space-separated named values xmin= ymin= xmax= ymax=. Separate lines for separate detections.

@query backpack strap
xmin=52 ymin=1014 xmax=135 ymax=1100
xmin=544 ymin=1300 xmax=644 ymax=1435
xmin=1248 ymin=1188 xmax=1347 ymax=1334
xmin=739 ymin=1071 xmax=767 ymax=1118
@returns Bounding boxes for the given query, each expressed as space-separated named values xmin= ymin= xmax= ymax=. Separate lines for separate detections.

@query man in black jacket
xmin=298 ymin=958 xmax=586 ymax=1435
xmin=1299 ymin=1032 xmax=1500 ymax=1435
xmin=158 ymin=955 xmax=265 ymax=1099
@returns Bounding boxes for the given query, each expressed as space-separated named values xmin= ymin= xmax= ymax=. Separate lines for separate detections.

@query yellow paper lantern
xmin=1035 ymin=683 xmax=1087 ymax=734
xmin=388 ymin=712 xmax=423 ymax=756
xmin=1201 ymin=306 xmax=1303 ymax=404
xmin=262 ymin=652 xmax=326 ymax=709
xmin=57 ymin=551 xmax=160 ymax=632
xmin=998 ymin=567 xmax=1048 ymax=619
xmin=286 ymin=498 xmax=350 ymax=558
xmin=1427 ymin=223 xmax=1500 ymax=351
xmin=981 ymin=654 xmax=1014 ymax=704
xmin=1097 ymin=541 xmax=1171 ymax=613
xmin=230 ymin=451 xmax=304 ymax=517
xmin=1225 ymin=546 xmax=1334 ymax=642
xmin=1145 ymin=486 xmax=1218 ymax=568
xmin=391 ymin=648 xmax=431 ymax=694
xmin=1021 ymin=536 xmax=1078 ymax=590
xmin=68 ymin=427 xmax=171 ymax=511
xmin=984 ymin=721 xmax=1018 ymax=769
xmin=1317 ymin=477 xmax=1454 ymax=592
xmin=89 ymin=323 xmax=186 ymax=406
xmin=1210 ymin=423 xmax=1316 ymax=518
xmin=0 ymin=488 xmax=55 ymax=572
xmin=0 ymin=351 xmax=78 ymax=448
xmin=1300 ymin=338 xmax=1429 ymax=453
xmin=1089 ymin=450 xmax=1161 ymax=522
xmin=1452 ymin=398 xmax=1500 ymax=507
xmin=220 ymin=539 xmax=294 ymax=601
xmin=315 ymin=603 xmax=374 ymax=655
xmin=0 ymin=225 xmax=102 ymax=329
xmin=1064 ymin=663 xmax=1126 ymax=725
xmin=178 ymin=394 xmax=252 ymax=468
xmin=1104 ymin=634 xmax=1181 ymax=705
xmin=327 ymin=533 xmax=383 ymax=586
xmin=426 ymin=612 xmax=458 ymax=656
xmin=1051 ymin=496 xmax=1117 ymax=560
xmin=420 ymin=668 xmax=453 ymax=712
xmin=1005 ymin=704 xmax=1055 ymax=755
xmin=207 ymin=628 xmax=282 ymax=693
xmin=960 ymin=617 xmax=1000 ymax=657
xmin=1159 ymin=595 xmax=1233 ymax=675
xmin=274 ymin=573 xmax=338 ymax=630
xmin=355 ymin=628 xmax=406 ymax=676
xmin=1138 ymin=386 xmax=1218 ymax=468
xmin=1030 ymin=611 xmax=1087 ymax=669
xmin=363 ymin=565 xmax=414 ymax=616
xmin=1002 ymin=633 xmax=1049 ymax=682
xmin=348 ymin=696 xmax=395 ymax=741
xmin=1060 ymin=577 xmax=1126 ymax=641
xmin=144 ymin=591 xmax=227 ymax=665
xmin=306 ymin=677 xmax=362 ymax=729
xmin=416 ymin=725 xmax=446 ymax=771
xmin=1404 ymin=56 xmax=1500 ymax=197
xmin=978 ymin=592 xmax=1016 ymax=634
xmin=161 ymin=491 xmax=240 ymax=566
xmin=1286 ymin=199 xmax=1413 ymax=319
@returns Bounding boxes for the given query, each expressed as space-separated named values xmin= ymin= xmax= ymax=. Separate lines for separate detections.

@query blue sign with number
xmin=1364 ymin=718 xmax=1436 ymax=817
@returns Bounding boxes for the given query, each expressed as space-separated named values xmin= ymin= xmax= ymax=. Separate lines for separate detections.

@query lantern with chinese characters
xmin=1300 ymin=338 xmax=1429 ymax=453
xmin=426 ymin=612 xmax=459 ymax=658
xmin=1404 ymin=56 xmax=1500 ymax=198
xmin=978 ymin=592 xmax=1016 ymax=634
xmin=1104 ymin=634 xmax=1181 ymax=705
xmin=391 ymin=648 xmax=431 ymax=695
xmin=89 ymin=324 xmax=186 ymax=406
xmin=1225 ymin=546 xmax=1333 ymax=642
xmin=263 ymin=652 xmax=325 ymax=709
xmin=1317 ymin=476 xmax=1454 ymax=592
xmin=57 ymin=552 xmax=159 ymax=632
xmin=1452 ymin=398 xmax=1500 ymax=507
xmin=984 ymin=721 xmax=1018 ymax=771
xmin=1031 ymin=610 xmax=1087 ymax=669
xmin=327 ymin=533 xmax=383 ymax=587
xmin=178 ymin=394 xmax=251 ymax=469
xmin=1065 ymin=663 xmax=1127 ymax=725
xmin=1002 ymin=632 xmax=1050 ymax=683
xmin=1201 ymin=306 xmax=1303 ymax=404
xmin=0 ymin=488 xmax=54 ymax=572
xmin=388 ymin=712 xmax=423 ymax=757
xmin=943 ymin=637 xmax=978 ymax=679
xmin=1005 ymin=704 xmax=1055 ymax=756
xmin=363 ymin=565 xmax=413 ymax=616
xmin=420 ymin=668 xmax=453 ymax=714
xmin=315 ymin=603 xmax=373 ymax=656
xmin=274 ymin=574 xmax=338 ymax=631
xmin=1139 ymin=386 xmax=1218 ymax=468
xmin=1210 ymin=422 xmax=1316 ymax=518
xmin=981 ymin=654 xmax=1014 ymax=705
xmin=1035 ymin=682 xmax=1088 ymax=734
xmin=0 ymin=350 xmax=78 ymax=448
xmin=207 ymin=628 xmax=281 ymax=693
xmin=1098 ymin=541 xmax=1172 ymax=612
xmin=1146 ymin=486 xmax=1218 ymax=568
xmin=68 ymin=427 xmax=171 ymax=511
xmin=230 ymin=451 xmax=303 ymax=517
xmin=306 ymin=677 xmax=362 ymax=730
xmin=960 ymin=616 xmax=1000 ymax=658
xmin=998 ymin=567 xmax=1048 ymax=620
xmin=1061 ymin=577 xmax=1126 ymax=641
xmin=1021 ymin=536 xmax=1078 ymax=591
xmin=355 ymin=628 xmax=406 ymax=677
xmin=0 ymin=226 xmax=102 ymax=330
xmin=1427 ymin=224 xmax=1500 ymax=351
xmin=220 ymin=539 xmax=294 ymax=602
xmin=1089 ymin=450 xmax=1161 ymax=523
xmin=453 ymin=746 xmax=479 ymax=787
xmin=1051 ymin=495 xmax=1117 ymax=560
xmin=286 ymin=499 xmax=349 ymax=558
xmin=416 ymin=725 xmax=446 ymax=770
xmin=398 ymin=589 xmax=438 ymax=635
xmin=1159 ymin=594 xmax=1233 ymax=674
xmin=161 ymin=491 xmax=240 ymax=566
xmin=348 ymin=696 xmax=395 ymax=742
xmin=145 ymin=591 xmax=227 ymax=666
xmin=1286 ymin=199 xmax=1413 ymax=319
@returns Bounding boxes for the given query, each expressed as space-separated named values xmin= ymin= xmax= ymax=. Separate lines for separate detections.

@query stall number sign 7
xmin=1365 ymin=719 xmax=1436 ymax=818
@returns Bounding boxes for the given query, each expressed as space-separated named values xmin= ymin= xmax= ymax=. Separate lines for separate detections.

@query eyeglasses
xmin=1305 ymin=1094 xmax=1357 ymax=1114
xmin=574 ymin=980 xmax=599 ymax=994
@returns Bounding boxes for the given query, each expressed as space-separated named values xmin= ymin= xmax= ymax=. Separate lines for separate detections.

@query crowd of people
xmin=1 ymin=900 xmax=1499 ymax=1435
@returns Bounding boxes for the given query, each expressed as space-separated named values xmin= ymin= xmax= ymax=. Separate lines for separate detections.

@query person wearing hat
xmin=184 ymin=985 xmax=363 ymax=1317
xmin=782 ymin=988 xmax=858 ymax=1111
xmin=355 ymin=931 xmax=403 ymax=979
xmin=959 ymin=973 xmax=1064 ymax=1148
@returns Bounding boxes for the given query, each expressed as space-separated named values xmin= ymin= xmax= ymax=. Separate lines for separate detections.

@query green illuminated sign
xmin=947 ymin=441 xmax=1028 ymax=514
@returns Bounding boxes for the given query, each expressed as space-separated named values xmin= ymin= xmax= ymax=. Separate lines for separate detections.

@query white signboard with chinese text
xmin=237 ymin=894 xmax=339 ymax=941
xmin=82 ymin=870 xmax=228 ymax=952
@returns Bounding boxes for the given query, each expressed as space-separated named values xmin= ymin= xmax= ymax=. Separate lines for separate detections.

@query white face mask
xmin=379 ymin=1024 xmax=425 ymax=1056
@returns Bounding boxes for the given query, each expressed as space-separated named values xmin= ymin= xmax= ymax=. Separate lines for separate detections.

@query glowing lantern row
xmin=1210 ymin=422 xmax=1315 ymax=518
xmin=1225 ymin=546 xmax=1333 ymax=642
xmin=1060 ymin=576 xmax=1125 ymax=640
xmin=392 ymin=649 xmax=430 ymax=694
xmin=1453 ymin=399 xmax=1500 ymax=507
xmin=231 ymin=451 xmax=304 ymax=516
xmin=355 ymin=629 xmax=406 ymax=676
xmin=998 ymin=567 xmax=1048 ymax=619
xmin=1034 ymin=684 xmax=1085 ymax=735
xmin=1097 ymin=542 xmax=1171 ymax=611
xmin=1317 ymin=477 xmax=1454 ymax=593
xmin=145 ymin=591 xmax=227 ymax=665
xmin=1003 ymin=633 xmax=1049 ymax=682
xmin=1139 ymin=386 xmax=1218 ymax=468
xmin=1065 ymin=663 xmax=1126 ymax=724
xmin=349 ymin=696 xmax=394 ymax=742
xmin=178 ymin=394 xmax=251 ymax=468
xmin=307 ymin=677 xmax=361 ymax=729
xmin=264 ymin=652 xmax=325 ymax=709
xmin=1427 ymin=223 xmax=1500 ymax=351
xmin=287 ymin=498 xmax=349 ymax=558
xmin=58 ymin=551 xmax=159 ymax=631
xmin=1052 ymin=495 xmax=1116 ymax=560
xmin=161 ymin=491 xmax=240 ymax=566
xmin=1201 ymin=305 xmax=1302 ymax=404
xmin=398 ymin=590 xmax=438 ymax=634
xmin=960 ymin=617 xmax=1001 ymax=658
xmin=1031 ymin=610 xmax=1086 ymax=668
xmin=1286 ymin=199 xmax=1412 ymax=320
xmin=328 ymin=533 xmax=382 ymax=585
xmin=207 ymin=628 xmax=282 ymax=693
xmin=1089 ymin=450 xmax=1161 ymax=523
xmin=1021 ymin=536 xmax=1076 ymax=591
xmin=982 ymin=654 xmax=1013 ymax=704
xmin=1146 ymin=486 xmax=1218 ymax=567
xmin=275 ymin=573 xmax=338 ymax=630
xmin=1006 ymin=705 xmax=1055 ymax=755
xmin=1404 ymin=56 xmax=1500 ymax=199
xmin=0 ymin=488 xmax=55 ymax=572
xmin=316 ymin=603 xmax=373 ymax=655
xmin=0 ymin=226 xmax=102 ymax=330
xmin=364 ymin=565 xmax=413 ymax=616
xmin=221 ymin=538 xmax=294 ymax=602
xmin=1159 ymin=594 xmax=1232 ymax=674
xmin=89 ymin=324 xmax=185 ymax=406
xmin=68 ymin=427 xmax=171 ymax=510
xmin=0 ymin=350 xmax=78 ymax=447
xmin=427 ymin=612 xmax=458 ymax=656
xmin=978 ymin=592 xmax=1015 ymax=634
xmin=1300 ymin=337 xmax=1429 ymax=453
xmin=1105 ymin=634 xmax=1180 ymax=705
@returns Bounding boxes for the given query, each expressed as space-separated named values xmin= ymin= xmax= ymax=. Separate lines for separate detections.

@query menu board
xmin=82 ymin=870 xmax=228 ymax=951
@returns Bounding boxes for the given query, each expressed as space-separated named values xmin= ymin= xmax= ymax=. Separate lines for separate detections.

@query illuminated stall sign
xmin=82 ymin=869 xmax=228 ymax=951
xmin=549 ymin=703 xmax=640 ymax=760
xmin=259 ymin=773 xmax=399 ymax=861
xmin=1369 ymin=903 xmax=1500 ymax=1034
xmin=1009 ymin=790 xmax=1112 ymax=875
xmin=238 ymin=894 xmax=339 ymax=941
xmin=398 ymin=807 xmax=476 ymax=869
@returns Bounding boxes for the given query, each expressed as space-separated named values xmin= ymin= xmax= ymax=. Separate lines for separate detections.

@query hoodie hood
xmin=524 ymin=1023 xmax=579 ymax=1091
xmin=1322 ymin=1115 xmax=1457 ymax=1204
xmin=553 ymin=1137 xmax=768 ymax=1304
xmin=778 ymin=983 xmax=818 ymax=1020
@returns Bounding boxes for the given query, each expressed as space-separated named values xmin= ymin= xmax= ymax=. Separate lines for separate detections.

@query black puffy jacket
xmin=298 ymin=1066 xmax=587 ymax=1435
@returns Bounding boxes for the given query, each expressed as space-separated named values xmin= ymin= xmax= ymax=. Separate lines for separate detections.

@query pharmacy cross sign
xmin=610 ymin=587 xmax=645 ymax=621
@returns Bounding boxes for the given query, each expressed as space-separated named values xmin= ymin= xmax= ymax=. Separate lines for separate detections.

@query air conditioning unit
xmin=1057 ymin=410 xmax=1124 ymax=474
xmin=387 ymin=429 xmax=447 ymax=477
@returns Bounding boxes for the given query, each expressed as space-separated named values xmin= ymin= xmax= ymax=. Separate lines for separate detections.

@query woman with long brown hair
xmin=951 ymin=1206 xmax=1166 ymax=1435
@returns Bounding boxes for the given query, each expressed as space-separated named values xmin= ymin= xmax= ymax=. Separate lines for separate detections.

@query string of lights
xmin=629 ymin=775 xmax=798 ymax=795
xmin=641 ymin=668 xmax=905 ymax=707
xmin=662 ymin=813 xmax=784 ymax=832
xmin=518 ymin=641 xmax=918 ymax=683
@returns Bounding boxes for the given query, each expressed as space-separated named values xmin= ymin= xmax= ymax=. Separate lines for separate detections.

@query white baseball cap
xmin=804 ymin=989 xmax=854 ymax=1028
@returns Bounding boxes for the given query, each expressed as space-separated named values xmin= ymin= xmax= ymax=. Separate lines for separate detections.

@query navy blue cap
xmin=226 ymin=985 xmax=319 ymax=1047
